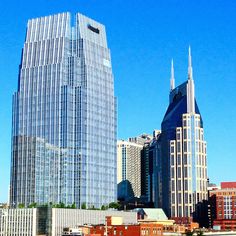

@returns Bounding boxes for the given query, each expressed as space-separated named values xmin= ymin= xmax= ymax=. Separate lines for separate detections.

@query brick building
xmin=89 ymin=216 xmax=163 ymax=236
xmin=210 ymin=182 xmax=236 ymax=230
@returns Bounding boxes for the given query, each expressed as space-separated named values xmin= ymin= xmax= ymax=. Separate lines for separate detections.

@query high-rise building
xmin=117 ymin=140 xmax=143 ymax=200
xmin=128 ymin=134 xmax=153 ymax=200
xmin=155 ymin=48 xmax=207 ymax=217
xmin=149 ymin=131 xmax=162 ymax=206
xmin=10 ymin=12 xmax=117 ymax=208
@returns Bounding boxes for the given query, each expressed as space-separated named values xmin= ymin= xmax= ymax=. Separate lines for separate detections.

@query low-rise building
xmin=0 ymin=208 xmax=137 ymax=236
xmin=0 ymin=208 xmax=37 ymax=236
xmin=89 ymin=216 xmax=163 ymax=236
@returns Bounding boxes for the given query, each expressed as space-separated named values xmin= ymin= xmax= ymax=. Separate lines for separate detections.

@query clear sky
xmin=0 ymin=0 xmax=236 ymax=202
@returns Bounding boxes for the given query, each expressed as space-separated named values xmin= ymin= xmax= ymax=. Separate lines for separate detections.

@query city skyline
xmin=1 ymin=0 xmax=236 ymax=202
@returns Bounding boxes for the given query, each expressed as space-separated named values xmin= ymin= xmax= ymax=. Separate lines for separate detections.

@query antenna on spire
xmin=170 ymin=59 xmax=175 ymax=90
xmin=188 ymin=45 xmax=193 ymax=80
xmin=187 ymin=46 xmax=195 ymax=114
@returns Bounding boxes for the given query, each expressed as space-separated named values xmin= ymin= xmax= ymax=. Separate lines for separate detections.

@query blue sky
xmin=0 ymin=0 xmax=236 ymax=202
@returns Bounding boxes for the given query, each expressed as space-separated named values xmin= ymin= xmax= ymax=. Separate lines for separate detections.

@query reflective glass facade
xmin=10 ymin=12 xmax=117 ymax=208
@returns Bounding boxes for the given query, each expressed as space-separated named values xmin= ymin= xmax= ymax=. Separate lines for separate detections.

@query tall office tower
xmin=10 ymin=12 xmax=117 ymax=208
xmin=128 ymin=134 xmax=153 ymax=200
xmin=117 ymin=140 xmax=143 ymax=200
xmin=156 ymin=49 xmax=207 ymax=217
xmin=149 ymin=130 xmax=162 ymax=206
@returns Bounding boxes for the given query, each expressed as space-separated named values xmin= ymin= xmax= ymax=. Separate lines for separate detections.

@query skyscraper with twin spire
xmin=154 ymin=48 xmax=207 ymax=217
xmin=10 ymin=12 xmax=117 ymax=208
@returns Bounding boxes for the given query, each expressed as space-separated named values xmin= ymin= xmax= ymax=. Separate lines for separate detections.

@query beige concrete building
xmin=117 ymin=140 xmax=143 ymax=199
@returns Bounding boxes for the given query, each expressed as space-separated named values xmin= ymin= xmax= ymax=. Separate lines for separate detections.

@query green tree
xmin=18 ymin=203 xmax=25 ymax=208
xmin=81 ymin=202 xmax=86 ymax=209
xmin=108 ymin=202 xmax=120 ymax=209
xmin=28 ymin=202 xmax=37 ymax=208
xmin=58 ymin=202 xmax=65 ymax=208
xmin=71 ymin=203 xmax=76 ymax=209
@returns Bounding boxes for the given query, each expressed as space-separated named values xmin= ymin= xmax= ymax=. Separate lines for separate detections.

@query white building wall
xmin=0 ymin=208 xmax=37 ymax=236
xmin=52 ymin=208 xmax=137 ymax=236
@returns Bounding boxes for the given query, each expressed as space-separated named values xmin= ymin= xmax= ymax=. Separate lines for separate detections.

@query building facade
xmin=10 ymin=12 xmax=117 ymax=208
xmin=210 ymin=182 xmax=236 ymax=230
xmin=90 ymin=216 xmax=163 ymax=236
xmin=128 ymin=134 xmax=153 ymax=200
xmin=0 ymin=208 xmax=37 ymax=236
xmin=148 ymin=131 xmax=161 ymax=206
xmin=0 ymin=208 xmax=137 ymax=236
xmin=155 ymin=49 xmax=207 ymax=217
xmin=117 ymin=140 xmax=143 ymax=200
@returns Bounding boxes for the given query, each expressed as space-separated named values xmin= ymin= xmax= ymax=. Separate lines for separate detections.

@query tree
xmin=108 ymin=202 xmax=120 ymax=209
xmin=58 ymin=202 xmax=65 ymax=208
xmin=81 ymin=202 xmax=86 ymax=209
xmin=18 ymin=203 xmax=25 ymax=208
xmin=28 ymin=202 xmax=37 ymax=208
xmin=101 ymin=205 xmax=109 ymax=210
xmin=71 ymin=203 xmax=76 ymax=209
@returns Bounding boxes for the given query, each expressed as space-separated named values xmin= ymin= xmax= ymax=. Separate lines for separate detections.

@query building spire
xmin=188 ymin=46 xmax=193 ymax=80
xmin=170 ymin=59 xmax=175 ymax=90
xmin=187 ymin=46 xmax=195 ymax=113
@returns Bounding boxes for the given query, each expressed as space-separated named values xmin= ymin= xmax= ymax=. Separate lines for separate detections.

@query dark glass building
xmin=154 ymin=49 xmax=207 ymax=217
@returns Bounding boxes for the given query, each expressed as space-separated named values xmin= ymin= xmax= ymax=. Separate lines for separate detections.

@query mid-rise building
xmin=117 ymin=140 xmax=143 ymax=200
xmin=10 ymin=12 xmax=117 ymax=208
xmin=210 ymin=182 xmax=236 ymax=230
xmin=154 ymin=49 xmax=208 ymax=217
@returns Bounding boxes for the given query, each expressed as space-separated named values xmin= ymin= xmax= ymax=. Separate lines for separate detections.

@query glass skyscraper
xmin=10 ymin=12 xmax=117 ymax=208
xmin=154 ymin=48 xmax=207 ymax=217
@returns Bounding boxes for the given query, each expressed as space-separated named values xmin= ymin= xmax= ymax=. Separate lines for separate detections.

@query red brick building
xmin=210 ymin=182 xmax=236 ymax=230
xmin=89 ymin=216 xmax=163 ymax=236
xmin=170 ymin=217 xmax=199 ymax=231
xmin=221 ymin=182 xmax=236 ymax=189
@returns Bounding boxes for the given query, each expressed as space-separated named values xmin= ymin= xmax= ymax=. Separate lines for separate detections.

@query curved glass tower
xmin=10 ymin=12 xmax=117 ymax=208
xmin=156 ymin=49 xmax=207 ymax=217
